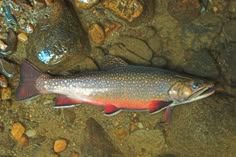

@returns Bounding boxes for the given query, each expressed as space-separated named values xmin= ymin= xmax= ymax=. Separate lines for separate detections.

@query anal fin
xmin=54 ymin=95 xmax=82 ymax=108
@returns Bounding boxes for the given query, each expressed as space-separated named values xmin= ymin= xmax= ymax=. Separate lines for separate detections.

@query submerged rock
xmin=183 ymin=50 xmax=219 ymax=79
xmin=103 ymin=0 xmax=143 ymax=22
xmin=80 ymin=118 xmax=124 ymax=157
xmin=27 ymin=0 xmax=90 ymax=73
xmin=223 ymin=20 xmax=236 ymax=42
xmin=74 ymin=0 xmax=99 ymax=9
xmin=166 ymin=94 xmax=236 ymax=157
xmin=168 ymin=0 xmax=201 ymax=23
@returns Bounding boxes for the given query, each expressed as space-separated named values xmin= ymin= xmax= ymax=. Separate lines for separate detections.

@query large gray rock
xmin=27 ymin=0 xmax=90 ymax=74
xmin=80 ymin=118 xmax=124 ymax=157
xmin=165 ymin=94 xmax=236 ymax=157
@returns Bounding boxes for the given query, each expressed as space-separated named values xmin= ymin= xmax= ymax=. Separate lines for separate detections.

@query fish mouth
xmin=188 ymin=83 xmax=215 ymax=102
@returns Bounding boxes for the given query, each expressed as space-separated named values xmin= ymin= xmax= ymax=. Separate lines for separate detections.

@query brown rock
xmin=18 ymin=134 xmax=29 ymax=147
xmin=69 ymin=152 xmax=79 ymax=157
xmin=54 ymin=139 xmax=67 ymax=153
xmin=17 ymin=32 xmax=28 ymax=42
xmin=74 ymin=0 xmax=99 ymax=9
xmin=104 ymin=21 xmax=122 ymax=38
xmin=0 ymin=87 xmax=11 ymax=100
xmin=45 ymin=0 xmax=54 ymax=6
xmin=11 ymin=122 xmax=25 ymax=141
xmin=0 ymin=75 xmax=8 ymax=87
xmin=113 ymin=128 xmax=129 ymax=140
xmin=88 ymin=23 xmax=105 ymax=45
xmin=103 ymin=0 xmax=143 ymax=22
xmin=168 ymin=0 xmax=201 ymax=23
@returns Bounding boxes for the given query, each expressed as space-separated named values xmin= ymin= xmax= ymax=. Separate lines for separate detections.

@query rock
xmin=0 ymin=75 xmax=7 ymax=87
xmin=54 ymin=139 xmax=67 ymax=153
xmin=151 ymin=56 xmax=168 ymax=68
xmin=11 ymin=122 xmax=25 ymax=141
xmin=88 ymin=23 xmax=105 ymax=45
xmin=80 ymin=117 xmax=124 ymax=157
xmin=223 ymin=20 xmax=236 ymax=42
xmin=147 ymin=34 xmax=162 ymax=55
xmin=77 ymin=57 xmax=98 ymax=71
xmin=113 ymin=128 xmax=129 ymax=140
xmin=228 ymin=1 xmax=236 ymax=18
xmin=166 ymin=94 xmax=236 ymax=157
xmin=167 ymin=0 xmax=201 ymax=23
xmin=74 ymin=0 xmax=99 ymax=9
xmin=62 ymin=109 xmax=76 ymax=125
xmin=0 ymin=87 xmax=12 ymax=100
xmin=69 ymin=152 xmax=79 ymax=157
xmin=90 ymin=47 xmax=105 ymax=68
xmin=183 ymin=50 xmax=219 ymax=79
xmin=17 ymin=32 xmax=28 ymax=42
xmin=124 ymin=130 xmax=165 ymax=156
xmin=18 ymin=134 xmax=29 ymax=147
xmin=103 ymin=0 xmax=143 ymax=22
xmin=104 ymin=21 xmax=122 ymax=38
xmin=0 ymin=39 xmax=7 ymax=51
xmin=45 ymin=0 xmax=54 ymax=6
xmin=109 ymin=44 xmax=150 ymax=65
xmin=25 ymin=23 xmax=34 ymax=34
xmin=25 ymin=129 xmax=37 ymax=137
xmin=27 ymin=0 xmax=90 ymax=74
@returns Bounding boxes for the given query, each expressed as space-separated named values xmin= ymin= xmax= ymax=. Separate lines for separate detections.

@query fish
xmin=16 ymin=56 xmax=215 ymax=118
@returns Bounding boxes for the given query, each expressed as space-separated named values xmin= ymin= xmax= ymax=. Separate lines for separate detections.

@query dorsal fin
xmin=101 ymin=55 xmax=128 ymax=70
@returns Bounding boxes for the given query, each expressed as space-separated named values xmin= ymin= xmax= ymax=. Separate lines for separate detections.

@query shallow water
xmin=0 ymin=0 xmax=236 ymax=157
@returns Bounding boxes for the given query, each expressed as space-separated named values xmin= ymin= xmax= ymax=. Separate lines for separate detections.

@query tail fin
xmin=16 ymin=60 xmax=43 ymax=101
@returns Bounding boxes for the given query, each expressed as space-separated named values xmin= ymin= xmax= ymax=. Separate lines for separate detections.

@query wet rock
xmin=54 ymin=139 xmax=67 ymax=153
xmin=77 ymin=57 xmax=98 ymax=71
xmin=11 ymin=122 xmax=25 ymax=141
xmin=151 ymin=56 xmax=167 ymax=68
xmin=17 ymin=32 xmax=28 ymax=42
xmin=74 ymin=0 xmax=99 ymax=9
xmin=181 ymin=14 xmax=222 ymax=51
xmin=0 ymin=75 xmax=7 ymax=87
xmin=108 ymin=36 xmax=152 ymax=65
xmin=109 ymin=44 xmax=150 ymax=65
xmin=147 ymin=34 xmax=162 ymax=55
xmin=166 ymin=94 xmax=236 ymax=157
xmin=18 ymin=134 xmax=29 ymax=147
xmin=62 ymin=109 xmax=76 ymax=125
xmin=90 ymin=47 xmax=105 ymax=69
xmin=124 ymin=130 xmax=165 ymax=156
xmin=104 ymin=21 xmax=122 ymax=38
xmin=214 ymin=43 xmax=236 ymax=86
xmin=80 ymin=117 xmax=124 ymax=157
xmin=183 ymin=50 xmax=219 ymax=79
xmin=88 ymin=23 xmax=105 ymax=45
xmin=27 ymin=0 xmax=90 ymax=74
xmin=45 ymin=0 xmax=55 ymax=6
xmin=25 ymin=129 xmax=37 ymax=137
xmin=0 ymin=87 xmax=11 ymax=100
xmin=103 ymin=0 xmax=143 ymax=22
xmin=168 ymin=0 xmax=201 ymax=23
xmin=223 ymin=20 xmax=236 ymax=42
xmin=228 ymin=1 xmax=236 ymax=18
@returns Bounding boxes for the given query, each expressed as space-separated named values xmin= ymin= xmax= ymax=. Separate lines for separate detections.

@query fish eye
xmin=191 ymin=82 xmax=200 ymax=89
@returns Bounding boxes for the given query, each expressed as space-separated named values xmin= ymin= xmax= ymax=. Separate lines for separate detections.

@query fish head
xmin=168 ymin=78 xmax=215 ymax=105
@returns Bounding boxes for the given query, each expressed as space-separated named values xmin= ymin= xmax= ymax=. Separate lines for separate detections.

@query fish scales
xmin=16 ymin=60 xmax=215 ymax=115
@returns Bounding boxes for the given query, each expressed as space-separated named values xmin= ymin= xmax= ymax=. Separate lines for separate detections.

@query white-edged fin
xmin=54 ymin=104 xmax=81 ymax=109
xmin=101 ymin=55 xmax=128 ymax=70
xmin=103 ymin=105 xmax=121 ymax=116
xmin=54 ymin=95 xmax=82 ymax=108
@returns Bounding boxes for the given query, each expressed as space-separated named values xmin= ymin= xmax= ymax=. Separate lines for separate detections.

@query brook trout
xmin=16 ymin=57 xmax=215 ymax=116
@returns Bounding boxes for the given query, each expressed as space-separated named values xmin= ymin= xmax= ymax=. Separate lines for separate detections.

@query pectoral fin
xmin=104 ymin=105 xmax=121 ymax=116
xmin=148 ymin=100 xmax=172 ymax=113
xmin=54 ymin=95 xmax=81 ymax=108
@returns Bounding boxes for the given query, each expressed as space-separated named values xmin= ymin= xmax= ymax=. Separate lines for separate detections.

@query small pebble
xmin=213 ymin=6 xmax=218 ymax=13
xmin=25 ymin=23 xmax=34 ymax=34
xmin=11 ymin=122 xmax=25 ymax=141
xmin=17 ymin=33 xmax=28 ymax=42
xmin=45 ymin=0 xmax=54 ymax=6
xmin=137 ymin=122 xmax=144 ymax=129
xmin=0 ymin=75 xmax=8 ymax=88
xmin=54 ymin=139 xmax=67 ymax=153
xmin=0 ymin=87 xmax=11 ymax=100
xmin=50 ymin=154 xmax=59 ymax=157
xmin=18 ymin=134 xmax=29 ymax=147
xmin=25 ymin=129 xmax=36 ymax=137
xmin=0 ymin=39 xmax=7 ymax=51
xmin=70 ymin=152 xmax=79 ymax=157
xmin=88 ymin=23 xmax=105 ymax=45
